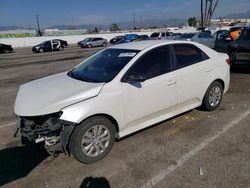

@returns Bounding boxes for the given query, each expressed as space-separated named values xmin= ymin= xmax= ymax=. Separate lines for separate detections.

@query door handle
xmin=167 ymin=80 xmax=177 ymax=86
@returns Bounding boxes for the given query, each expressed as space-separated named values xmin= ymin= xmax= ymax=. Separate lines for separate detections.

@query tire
xmin=39 ymin=48 xmax=44 ymax=53
xmin=102 ymin=42 xmax=107 ymax=47
xmin=88 ymin=44 xmax=92 ymax=48
xmin=3 ymin=49 xmax=10 ymax=53
xmin=69 ymin=116 xmax=115 ymax=164
xmin=201 ymin=81 xmax=223 ymax=111
xmin=58 ymin=46 xmax=63 ymax=51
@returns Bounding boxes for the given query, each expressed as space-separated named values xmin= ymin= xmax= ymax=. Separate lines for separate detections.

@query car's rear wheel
xmin=202 ymin=81 xmax=223 ymax=111
xmin=69 ymin=116 xmax=115 ymax=164
xmin=102 ymin=42 xmax=107 ymax=47
xmin=58 ymin=46 xmax=63 ymax=51
xmin=39 ymin=48 xmax=44 ymax=53
xmin=3 ymin=49 xmax=10 ymax=53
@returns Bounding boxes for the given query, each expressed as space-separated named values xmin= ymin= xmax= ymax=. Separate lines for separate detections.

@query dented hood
xmin=14 ymin=72 xmax=104 ymax=116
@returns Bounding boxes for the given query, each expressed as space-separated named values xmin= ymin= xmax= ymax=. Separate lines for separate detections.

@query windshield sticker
xmin=118 ymin=52 xmax=136 ymax=57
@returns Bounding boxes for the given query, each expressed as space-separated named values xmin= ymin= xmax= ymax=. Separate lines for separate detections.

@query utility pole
xmin=140 ymin=16 xmax=143 ymax=29
xmin=36 ymin=14 xmax=41 ymax=36
xmin=133 ymin=13 xmax=136 ymax=30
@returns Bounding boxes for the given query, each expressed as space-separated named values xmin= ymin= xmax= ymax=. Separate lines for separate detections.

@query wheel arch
xmin=77 ymin=113 xmax=120 ymax=138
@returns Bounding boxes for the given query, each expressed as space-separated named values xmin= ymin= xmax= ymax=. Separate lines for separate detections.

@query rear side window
xmin=125 ymin=46 xmax=171 ymax=80
xmin=172 ymin=44 xmax=209 ymax=69
xmin=150 ymin=33 xmax=160 ymax=38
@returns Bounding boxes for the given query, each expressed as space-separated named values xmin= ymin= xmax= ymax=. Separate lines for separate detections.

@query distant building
xmin=211 ymin=18 xmax=250 ymax=26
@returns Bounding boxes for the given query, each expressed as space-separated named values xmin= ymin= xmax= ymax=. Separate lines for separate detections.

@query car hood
xmin=14 ymin=72 xmax=104 ymax=116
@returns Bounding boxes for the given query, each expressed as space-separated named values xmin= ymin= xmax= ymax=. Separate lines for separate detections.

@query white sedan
xmin=14 ymin=40 xmax=230 ymax=163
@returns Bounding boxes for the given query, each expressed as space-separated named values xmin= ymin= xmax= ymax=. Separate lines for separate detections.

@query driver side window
xmin=125 ymin=46 xmax=172 ymax=80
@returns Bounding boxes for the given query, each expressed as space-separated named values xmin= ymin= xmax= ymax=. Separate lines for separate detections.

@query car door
xmin=121 ymin=45 xmax=178 ymax=128
xmin=91 ymin=38 xmax=97 ymax=47
xmin=214 ymin=30 xmax=232 ymax=52
xmin=171 ymin=43 xmax=212 ymax=108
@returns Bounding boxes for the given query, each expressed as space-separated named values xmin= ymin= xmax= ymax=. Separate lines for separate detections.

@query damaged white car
xmin=14 ymin=40 xmax=230 ymax=163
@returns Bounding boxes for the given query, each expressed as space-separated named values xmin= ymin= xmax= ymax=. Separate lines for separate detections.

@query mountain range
xmin=0 ymin=10 xmax=249 ymax=31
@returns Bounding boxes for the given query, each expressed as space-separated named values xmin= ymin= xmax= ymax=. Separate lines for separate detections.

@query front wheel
xmin=39 ymin=48 xmax=44 ymax=53
xmin=201 ymin=81 xmax=223 ymax=111
xmin=69 ymin=116 xmax=115 ymax=164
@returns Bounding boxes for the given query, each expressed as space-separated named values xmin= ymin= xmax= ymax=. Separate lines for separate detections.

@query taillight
xmin=226 ymin=58 xmax=231 ymax=66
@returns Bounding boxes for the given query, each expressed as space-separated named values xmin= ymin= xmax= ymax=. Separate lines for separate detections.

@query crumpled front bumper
xmin=17 ymin=112 xmax=75 ymax=155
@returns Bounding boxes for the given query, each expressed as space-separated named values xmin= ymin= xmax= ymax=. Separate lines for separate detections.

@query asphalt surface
xmin=0 ymin=45 xmax=250 ymax=188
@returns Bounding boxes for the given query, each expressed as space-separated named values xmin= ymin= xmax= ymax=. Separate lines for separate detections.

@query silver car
xmin=78 ymin=37 xmax=108 ymax=48
xmin=179 ymin=32 xmax=215 ymax=48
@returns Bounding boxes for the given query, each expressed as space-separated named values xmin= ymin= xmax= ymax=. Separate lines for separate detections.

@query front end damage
xmin=17 ymin=112 xmax=75 ymax=155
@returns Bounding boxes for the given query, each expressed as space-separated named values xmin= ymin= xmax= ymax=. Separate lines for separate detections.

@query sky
xmin=0 ymin=0 xmax=250 ymax=28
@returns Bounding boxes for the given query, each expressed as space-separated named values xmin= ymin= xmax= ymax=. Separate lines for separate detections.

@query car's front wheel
xmin=69 ymin=116 xmax=115 ymax=164
xmin=202 ymin=81 xmax=223 ymax=111
xmin=39 ymin=48 xmax=44 ymax=53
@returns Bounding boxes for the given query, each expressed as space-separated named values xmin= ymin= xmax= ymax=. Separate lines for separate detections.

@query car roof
xmin=108 ymin=40 xmax=195 ymax=50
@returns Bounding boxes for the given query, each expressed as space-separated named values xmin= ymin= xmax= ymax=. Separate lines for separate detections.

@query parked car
xmin=109 ymin=36 xmax=125 ymax=44
xmin=14 ymin=40 xmax=230 ymax=164
xmin=78 ymin=37 xmax=108 ymax=48
xmin=178 ymin=32 xmax=215 ymax=48
xmin=32 ymin=40 xmax=64 ymax=53
xmin=227 ymin=27 xmax=250 ymax=67
xmin=0 ymin=43 xmax=13 ymax=53
xmin=53 ymin=39 xmax=68 ymax=47
xmin=115 ymin=34 xmax=140 ymax=44
xmin=214 ymin=27 xmax=248 ymax=53
xmin=150 ymin=32 xmax=174 ymax=40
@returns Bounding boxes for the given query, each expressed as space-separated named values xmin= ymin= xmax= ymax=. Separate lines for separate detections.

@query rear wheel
xmin=69 ymin=116 xmax=115 ymax=164
xmin=201 ymin=81 xmax=223 ymax=111
xmin=102 ymin=42 xmax=107 ymax=47
xmin=58 ymin=46 xmax=63 ymax=51
xmin=3 ymin=49 xmax=10 ymax=53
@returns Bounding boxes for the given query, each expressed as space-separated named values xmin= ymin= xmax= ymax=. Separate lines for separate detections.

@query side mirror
xmin=123 ymin=73 xmax=146 ymax=83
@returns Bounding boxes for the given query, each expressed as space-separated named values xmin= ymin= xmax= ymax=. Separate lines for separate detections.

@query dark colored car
xmin=227 ymin=27 xmax=250 ymax=67
xmin=53 ymin=39 xmax=68 ymax=47
xmin=213 ymin=27 xmax=248 ymax=53
xmin=115 ymin=34 xmax=140 ymax=44
xmin=32 ymin=40 xmax=64 ymax=53
xmin=109 ymin=36 xmax=125 ymax=44
xmin=0 ymin=43 xmax=13 ymax=53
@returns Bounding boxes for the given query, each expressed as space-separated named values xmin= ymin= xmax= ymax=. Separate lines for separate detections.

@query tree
xmin=201 ymin=0 xmax=219 ymax=27
xmin=188 ymin=17 xmax=197 ymax=27
xmin=110 ymin=23 xmax=119 ymax=31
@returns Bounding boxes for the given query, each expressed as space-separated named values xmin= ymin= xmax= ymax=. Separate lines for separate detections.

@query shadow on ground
xmin=80 ymin=177 xmax=111 ymax=188
xmin=0 ymin=145 xmax=48 ymax=186
xmin=231 ymin=66 xmax=250 ymax=74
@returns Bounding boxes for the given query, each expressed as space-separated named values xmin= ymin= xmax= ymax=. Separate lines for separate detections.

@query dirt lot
xmin=0 ymin=45 xmax=250 ymax=188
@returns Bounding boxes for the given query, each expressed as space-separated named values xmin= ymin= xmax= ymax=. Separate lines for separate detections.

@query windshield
xmin=180 ymin=33 xmax=196 ymax=39
xmin=68 ymin=48 xmax=140 ymax=83
xmin=237 ymin=29 xmax=250 ymax=41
